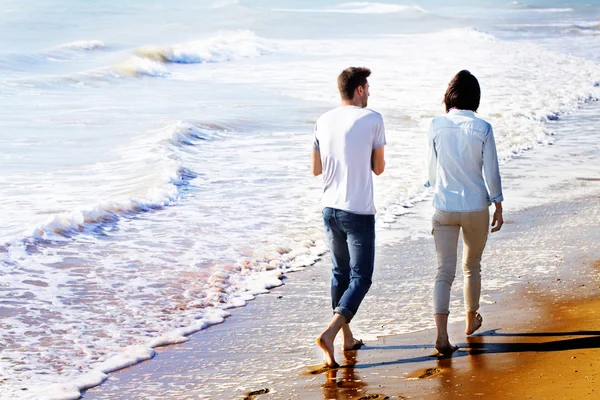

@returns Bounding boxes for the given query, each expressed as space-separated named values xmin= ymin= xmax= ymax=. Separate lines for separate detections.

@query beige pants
xmin=432 ymin=209 xmax=489 ymax=315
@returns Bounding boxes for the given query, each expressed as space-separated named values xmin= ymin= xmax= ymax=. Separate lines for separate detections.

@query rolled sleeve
xmin=482 ymin=126 xmax=504 ymax=203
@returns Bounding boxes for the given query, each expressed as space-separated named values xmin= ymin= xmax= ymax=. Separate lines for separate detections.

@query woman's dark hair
xmin=338 ymin=67 xmax=371 ymax=101
xmin=443 ymin=70 xmax=480 ymax=112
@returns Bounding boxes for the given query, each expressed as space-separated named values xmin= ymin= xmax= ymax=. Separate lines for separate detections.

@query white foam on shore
xmin=0 ymin=224 xmax=327 ymax=398
xmin=94 ymin=346 xmax=156 ymax=374
xmin=28 ymin=345 xmax=156 ymax=400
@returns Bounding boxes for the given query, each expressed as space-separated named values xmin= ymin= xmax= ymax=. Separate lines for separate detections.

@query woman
xmin=426 ymin=70 xmax=504 ymax=355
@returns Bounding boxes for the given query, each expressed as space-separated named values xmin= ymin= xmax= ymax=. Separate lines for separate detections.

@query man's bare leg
xmin=316 ymin=313 xmax=346 ymax=367
xmin=434 ymin=313 xmax=458 ymax=355
xmin=341 ymin=323 xmax=363 ymax=351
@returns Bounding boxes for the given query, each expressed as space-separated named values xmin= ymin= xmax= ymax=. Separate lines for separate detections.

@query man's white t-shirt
xmin=313 ymin=106 xmax=386 ymax=215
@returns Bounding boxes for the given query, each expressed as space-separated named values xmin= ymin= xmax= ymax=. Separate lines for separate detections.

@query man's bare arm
xmin=311 ymin=149 xmax=323 ymax=176
xmin=372 ymin=146 xmax=385 ymax=176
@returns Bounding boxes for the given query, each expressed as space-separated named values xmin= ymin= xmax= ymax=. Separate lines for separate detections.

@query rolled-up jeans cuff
xmin=334 ymin=306 xmax=354 ymax=322
xmin=434 ymin=309 xmax=450 ymax=315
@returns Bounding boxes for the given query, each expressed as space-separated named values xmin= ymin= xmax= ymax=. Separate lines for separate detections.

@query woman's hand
xmin=491 ymin=203 xmax=503 ymax=232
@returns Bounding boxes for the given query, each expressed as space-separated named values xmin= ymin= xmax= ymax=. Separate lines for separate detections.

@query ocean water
xmin=1 ymin=1 xmax=599 ymax=398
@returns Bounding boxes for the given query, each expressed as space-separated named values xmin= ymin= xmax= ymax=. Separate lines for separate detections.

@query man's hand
xmin=491 ymin=202 xmax=503 ymax=232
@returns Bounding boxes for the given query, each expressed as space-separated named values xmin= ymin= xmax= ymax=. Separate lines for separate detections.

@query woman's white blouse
xmin=426 ymin=109 xmax=504 ymax=212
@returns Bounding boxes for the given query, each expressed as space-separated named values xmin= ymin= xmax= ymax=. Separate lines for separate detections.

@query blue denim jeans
xmin=322 ymin=207 xmax=375 ymax=322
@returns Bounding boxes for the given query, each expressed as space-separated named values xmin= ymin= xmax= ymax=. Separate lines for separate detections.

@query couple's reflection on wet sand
xmin=319 ymin=351 xmax=391 ymax=400
xmin=321 ymin=352 xmax=367 ymax=400
xmin=313 ymin=335 xmax=511 ymax=400
xmin=316 ymin=343 xmax=486 ymax=400
xmin=434 ymin=337 xmax=490 ymax=395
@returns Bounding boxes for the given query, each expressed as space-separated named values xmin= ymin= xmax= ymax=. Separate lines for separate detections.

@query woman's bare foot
xmin=465 ymin=312 xmax=483 ymax=335
xmin=434 ymin=313 xmax=457 ymax=355
xmin=316 ymin=332 xmax=340 ymax=368
xmin=435 ymin=338 xmax=458 ymax=356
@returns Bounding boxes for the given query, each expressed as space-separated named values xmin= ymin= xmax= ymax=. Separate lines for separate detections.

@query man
xmin=311 ymin=67 xmax=386 ymax=368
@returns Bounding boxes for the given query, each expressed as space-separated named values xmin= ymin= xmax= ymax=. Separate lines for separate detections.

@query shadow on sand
xmin=349 ymin=329 xmax=600 ymax=370
xmin=306 ymin=330 xmax=600 ymax=399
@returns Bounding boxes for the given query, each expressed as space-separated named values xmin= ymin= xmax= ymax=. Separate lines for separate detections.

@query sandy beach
xmin=4 ymin=3 xmax=600 ymax=398
xmin=82 ymin=172 xmax=600 ymax=400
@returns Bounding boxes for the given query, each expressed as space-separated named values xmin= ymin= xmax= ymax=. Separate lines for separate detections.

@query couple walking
xmin=311 ymin=67 xmax=504 ymax=367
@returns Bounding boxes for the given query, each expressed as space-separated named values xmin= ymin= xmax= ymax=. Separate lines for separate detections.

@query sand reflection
xmin=320 ymin=351 xmax=393 ymax=400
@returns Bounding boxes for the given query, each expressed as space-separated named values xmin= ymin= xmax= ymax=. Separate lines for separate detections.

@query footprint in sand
xmin=243 ymin=388 xmax=270 ymax=400
xmin=414 ymin=367 xmax=443 ymax=379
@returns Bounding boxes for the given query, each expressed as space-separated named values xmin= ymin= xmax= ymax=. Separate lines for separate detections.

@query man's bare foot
xmin=340 ymin=323 xmax=363 ymax=351
xmin=316 ymin=332 xmax=339 ymax=368
xmin=465 ymin=312 xmax=483 ymax=335
xmin=342 ymin=338 xmax=364 ymax=351
xmin=435 ymin=338 xmax=458 ymax=356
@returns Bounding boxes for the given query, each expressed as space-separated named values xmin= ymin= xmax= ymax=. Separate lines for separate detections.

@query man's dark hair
xmin=443 ymin=70 xmax=481 ymax=112
xmin=338 ymin=67 xmax=371 ymax=101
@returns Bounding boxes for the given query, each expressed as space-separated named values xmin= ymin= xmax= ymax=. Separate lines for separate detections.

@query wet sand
xmin=82 ymin=186 xmax=600 ymax=399
xmin=301 ymin=259 xmax=600 ymax=400
xmin=299 ymin=195 xmax=600 ymax=400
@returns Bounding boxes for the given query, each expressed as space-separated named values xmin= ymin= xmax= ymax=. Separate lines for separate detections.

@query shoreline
xmin=82 ymin=187 xmax=600 ymax=399
xmin=3 ymin=4 xmax=600 ymax=398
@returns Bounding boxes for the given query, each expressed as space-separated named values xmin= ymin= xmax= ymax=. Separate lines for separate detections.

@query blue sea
xmin=1 ymin=1 xmax=599 ymax=398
